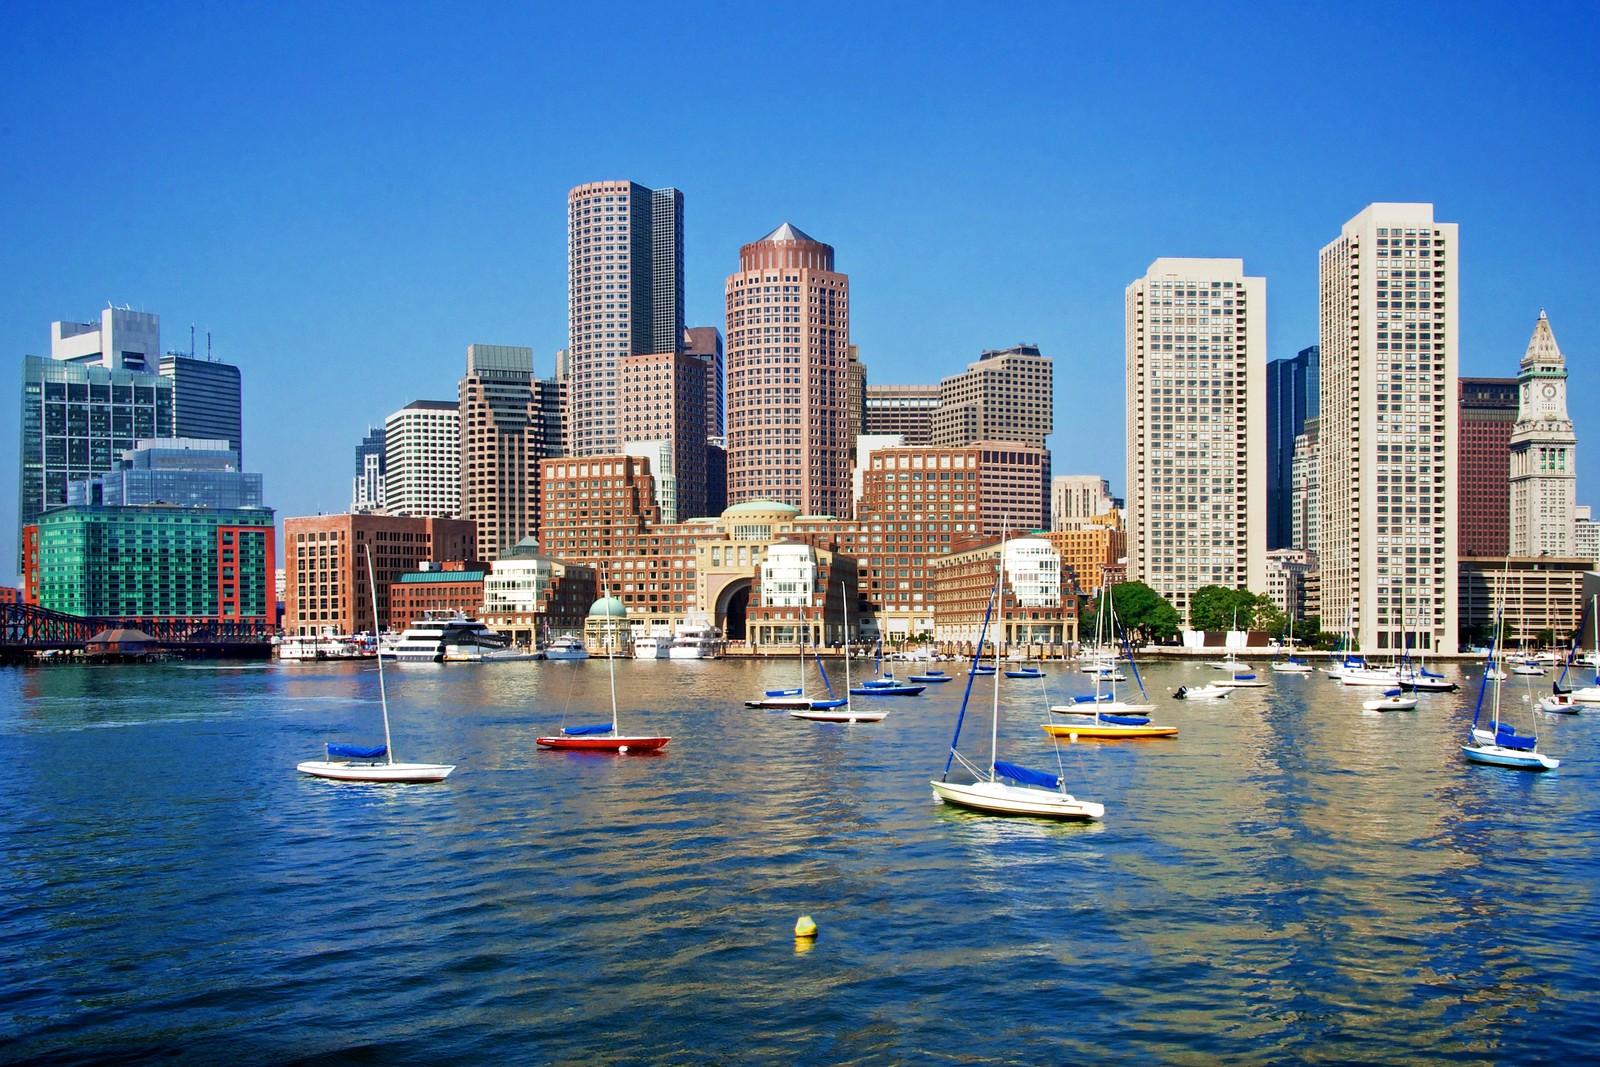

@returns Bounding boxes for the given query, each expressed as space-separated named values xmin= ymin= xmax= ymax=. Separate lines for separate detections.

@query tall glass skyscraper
xmin=567 ymin=181 xmax=685 ymax=457
xmin=159 ymin=354 xmax=244 ymax=463
xmin=1266 ymin=345 xmax=1319 ymax=550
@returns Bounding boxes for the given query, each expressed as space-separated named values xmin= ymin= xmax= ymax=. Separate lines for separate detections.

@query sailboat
xmin=1462 ymin=573 xmax=1559 ymax=771
xmin=1362 ymin=687 xmax=1419 ymax=712
xmin=746 ymin=609 xmax=847 ymax=710
xmin=1396 ymin=617 xmax=1458 ymax=693
xmin=298 ymin=544 xmax=455 ymax=783
xmin=930 ymin=548 xmax=1104 ymax=820
xmin=536 ymin=596 xmax=670 ymax=753
xmin=1043 ymin=585 xmax=1176 ymax=739
xmin=791 ymin=587 xmax=887 ymax=724
xmin=1545 ymin=595 xmax=1600 ymax=710
xmin=850 ymin=636 xmax=926 ymax=696
xmin=1270 ymin=620 xmax=1313 ymax=674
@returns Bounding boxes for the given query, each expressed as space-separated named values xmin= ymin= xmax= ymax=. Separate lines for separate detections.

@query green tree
xmin=1186 ymin=585 xmax=1254 ymax=631
xmin=1089 ymin=582 xmax=1181 ymax=646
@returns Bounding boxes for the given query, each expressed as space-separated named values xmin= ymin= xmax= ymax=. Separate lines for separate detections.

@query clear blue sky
xmin=3 ymin=2 xmax=1597 ymax=581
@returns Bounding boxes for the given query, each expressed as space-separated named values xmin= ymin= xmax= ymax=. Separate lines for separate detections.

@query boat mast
xmin=605 ymin=585 xmax=619 ymax=734
xmin=363 ymin=543 xmax=395 ymax=766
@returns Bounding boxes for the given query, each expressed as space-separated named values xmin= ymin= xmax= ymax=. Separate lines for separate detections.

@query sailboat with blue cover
xmin=1462 ymin=584 xmax=1558 ymax=771
xmin=850 ymin=637 xmax=926 ymax=696
xmin=1543 ymin=595 xmax=1600 ymax=711
xmin=298 ymin=545 xmax=455 ymax=783
xmin=790 ymin=587 xmax=887 ymax=724
xmin=746 ymin=611 xmax=847 ymax=711
xmin=930 ymin=549 xmax=1104 ymax=820
xmin=1043 ymin=588 xmax=1175 ymax=739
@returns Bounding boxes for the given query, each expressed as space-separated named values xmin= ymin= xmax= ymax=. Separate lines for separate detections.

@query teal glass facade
xmin=33 ymin=505 xmax=274 ymax=619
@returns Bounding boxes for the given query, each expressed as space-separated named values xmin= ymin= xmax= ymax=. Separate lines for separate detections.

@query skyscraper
xmin=1509 ymin=311 xmax=1577 ymax=556
xmin=383 ymin=402 xmax=459 ymax=518
xmin=725 ymin=223 xmax=851 ymax=517
xmin=1266 ymin=345 xmax=1318 ymax=550
xmin=1051 ymin=475 xmax=1117 ymax=531
xmin=619 ymin=349 xmax=708 ymax=521
xmin=1125 ymin=258 xmax=1266 ymax=619
xmin=159 ymin=353 xmax=243 ymax=463
xmin=682 ymin=326 xmax=725 ymax=441
xmin=18 ymin=311 xmax=175 ymax=558
xmin=352 ymin=426 xmax=386 ymax=513
xmin=864 ymin=384 xmax=939 ymax=444
xmin=458 ymin=345 xmax=542 ymax=559
xmin=1457 ymin=377 xmax=1519 ymax=556
xmin=566 ymin=181 xmax=684 ymax=457
xmin=1318 ymin=203 xmax=1458 ymax=654
xmin=932 ymin=344 xmax=1053 ymax=448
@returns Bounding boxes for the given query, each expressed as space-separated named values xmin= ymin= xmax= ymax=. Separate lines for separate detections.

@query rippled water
xmin=2 ymin=656 xmax=1597 ymax=1064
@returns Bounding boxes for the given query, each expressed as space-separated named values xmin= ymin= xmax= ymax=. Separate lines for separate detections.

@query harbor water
xmin=2 ymin=656 xmax=1598 ymax=1064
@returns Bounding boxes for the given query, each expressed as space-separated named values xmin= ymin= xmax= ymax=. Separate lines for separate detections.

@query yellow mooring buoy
xmin=794 ymin=915 xmax=818 ymax=939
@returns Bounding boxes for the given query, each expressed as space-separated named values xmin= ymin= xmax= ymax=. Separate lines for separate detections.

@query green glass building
xmin=32 ymin=504 xmax=274 ymax=621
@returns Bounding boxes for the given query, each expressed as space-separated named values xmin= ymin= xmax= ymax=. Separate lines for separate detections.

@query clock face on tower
xmin=1542 ymin=383 xmax=1558 ymax=399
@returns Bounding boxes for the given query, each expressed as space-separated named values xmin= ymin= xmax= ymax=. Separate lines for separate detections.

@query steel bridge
xmin=0 ymin=602 xmax=273 ymax=657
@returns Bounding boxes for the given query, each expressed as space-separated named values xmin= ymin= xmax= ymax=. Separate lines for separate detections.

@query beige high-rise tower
xmin=725 ymin=223 xmax=851 ymax=517
xmin=1318 ymin=203 xmax=1459 ymax=655
xmin=458 ymin=344 xmax=542 ymax=560
xmin=1125 ymin=258 xmax=1266 ymax=620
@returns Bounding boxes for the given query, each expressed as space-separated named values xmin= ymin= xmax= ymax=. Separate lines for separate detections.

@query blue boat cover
xmin=1234 ymin=673 xmax=1257 ymax=680
xmin=766 ymin=688 xmax=802 ymax=697
xmin=563 ymin=723 xmax=614 ymax=736
xmin=1495 ymin=724 xmax=1537 ymax=751
xmin=1421 ymin=669 xmax=1445 ymax=679
xmin=993 ymin=761 xmax=1061 ymax=789
xmin=1383 ymin=688 xmax=1402 ymax=697
xmin=1073 ymin=693 xmax=1111 ymax=704
xmin=1099 ymin=713 xmax=1150 ymax=725
xmin=327 ymin=743 xmax=386 ymax=760
xmin=1288 ymin=657 xmax=1308 ymax=665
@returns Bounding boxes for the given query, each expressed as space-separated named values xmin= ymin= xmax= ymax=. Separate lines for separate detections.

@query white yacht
xmin=632 ymin=629 xmax=672 ymax=659
xmin=391 ymin=611 xmax=509 ymax=663
xmin=541 ymin=635 xmax=590 ymax=660
xmin=668 ymin=623 xmax=724 ymax=660
xmin=277 ymin=629 xmax=366 ymax=661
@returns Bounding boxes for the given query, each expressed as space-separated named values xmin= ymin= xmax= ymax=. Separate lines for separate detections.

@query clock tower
xmin=1508 ymin=310 xmax=1577 ymax=556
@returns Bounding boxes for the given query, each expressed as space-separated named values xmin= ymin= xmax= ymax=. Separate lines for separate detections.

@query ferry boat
xmin=669 ymin=623 xmax=724 ymax=660
xmin=391 ymin=611 xmax=509 ymax=663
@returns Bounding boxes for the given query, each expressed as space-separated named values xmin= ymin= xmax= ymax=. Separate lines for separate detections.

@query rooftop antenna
xmin=190 ymin=325 xmax=196 ymax=359
xmin=207 ymin=330 xmax=212 ymax=361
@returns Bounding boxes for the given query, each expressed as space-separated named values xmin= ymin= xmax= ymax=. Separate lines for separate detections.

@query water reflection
xmin=2 ymin=657 xmax=1598 ymax=1063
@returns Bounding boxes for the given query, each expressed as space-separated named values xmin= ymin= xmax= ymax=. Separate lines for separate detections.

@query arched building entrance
xmin=716 ymin=579 xmax=752 ymax=642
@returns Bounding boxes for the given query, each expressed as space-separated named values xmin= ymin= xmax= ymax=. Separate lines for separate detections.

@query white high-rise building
xmin=1318 ymin=203 xmax=1459 ymax=654
xmin=1509 ymin=311 xmax=1576 ymax=557
xmin=1125 ymin=258 xmax=1266 ymax=620
xmin=384 ymin=400 xmax=460 ymax=518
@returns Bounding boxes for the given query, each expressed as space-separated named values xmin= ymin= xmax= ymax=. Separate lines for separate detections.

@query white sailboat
xmin=748 ymin=606 xmax=849 ymax=711
xmin=298 ymin=545 xmax=455 ymax=783
xmin=1462 ymin=569 xmax=1559 ymax=771
xmin=1546 ymin=595 xmax=1600 ymax=709
xmin=930 ymin=548 xmax=1103 ymax=821
xmin=1043 ymin=588 xmax=1174 ymax=739
xmin=790 ymin=587 xmax=887 ymax=724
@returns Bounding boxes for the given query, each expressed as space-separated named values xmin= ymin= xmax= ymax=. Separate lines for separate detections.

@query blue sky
xmin=3 ymin=2 xmax=1597 ymax=580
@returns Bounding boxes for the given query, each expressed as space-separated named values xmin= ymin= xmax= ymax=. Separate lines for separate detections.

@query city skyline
xmin=2 ymin=5 xmax=1597 ymax=583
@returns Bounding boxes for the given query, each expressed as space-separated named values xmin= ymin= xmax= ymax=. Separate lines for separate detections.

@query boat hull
xmin=930 ymin=779 xmax=1103 ymax=821
xmin=535 ymin=734 xmax=670 ymax=752
xmin=296 ymin=760 xmax=455 ymax=783
xmin=746 ymin=697 xmax=847 ymax=710
xmin=1539 ymin=694 xmax=1581 ymax=713
xmin=789 ymin=707 xmax=887 ymax=723
xmin=908 ymin=673 xmax=952 ymax=683
xmin=1363 ymin=696 xmax=1419 ymax=711
xmin=849 ymin=684 xmax=926 ymax=696
xmin=1040 ymin=722 xmax=1178 ymax=739
xmin=1461 ymin=742 xmax=1559 ymax=771
xmin=1173 ymin=685 xmax=1230 ymax=700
